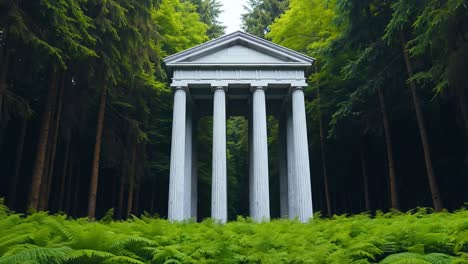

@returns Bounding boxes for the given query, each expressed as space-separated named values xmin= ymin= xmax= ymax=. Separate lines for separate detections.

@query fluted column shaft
xmin=168 ymin=87 xmax=187 ymax=221
xmin=191 ymin=118 xmax=198 ymax=219
xmin=248 ymin=102 xmax=254 ymax=216
xmin=211 ymin=87 xmax=227 ymax=223
xmin=286 ymin=105 xmax=297 ymax=219
xmin=251 ymin=87 xmax=270 ymax=222
xmin=184 ymin=104 xmax=192 ymax=219
xmin=292 ymin=87 xmax=313 ymax=222
xmin=278 ymin=113 xmax=288 ymax=218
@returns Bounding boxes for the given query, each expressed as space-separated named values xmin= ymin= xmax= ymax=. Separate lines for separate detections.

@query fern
xmin=1 ymin=204 xmax=468 ymax=263
xmin=0 ymin=244 xmax=71 ymax=264
xmin=64 ymin=249 xmax=116 ymax=261
xmin=380 ymin=252 xmax=454 ymax=264
xmin=102 ymin=256 xmax=145 ymax=264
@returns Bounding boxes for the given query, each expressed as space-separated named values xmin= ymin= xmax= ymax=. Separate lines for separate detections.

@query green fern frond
xmin=0 ymin=245 xmax=71 ymax=264
xmin=64 ymin=249 xmax=115 ymax=261
xmin=0 ymin=234 xmax=32 ymax=255
xmin=423 ymin=253 xmax=454 ymax=264
xmin=102 ymin=256 xmax=145 ymax=264
xmin=380 ymin=253 xmax=430 ymax=264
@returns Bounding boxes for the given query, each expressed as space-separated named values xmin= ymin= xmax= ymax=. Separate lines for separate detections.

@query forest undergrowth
xmin=0 ymin=200 xmax=467 ymax=263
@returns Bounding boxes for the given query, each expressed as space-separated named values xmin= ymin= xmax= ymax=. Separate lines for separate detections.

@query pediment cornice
xmin=164 ymin=31 xmax=315 ymax=68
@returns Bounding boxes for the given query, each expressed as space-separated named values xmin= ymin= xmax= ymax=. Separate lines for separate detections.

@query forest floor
xmin=0 ymin=203 xmax=467 ymax=263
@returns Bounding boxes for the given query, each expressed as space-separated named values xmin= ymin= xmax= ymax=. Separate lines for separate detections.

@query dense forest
xmin=0 ymin=0 xmax=467 ymax=222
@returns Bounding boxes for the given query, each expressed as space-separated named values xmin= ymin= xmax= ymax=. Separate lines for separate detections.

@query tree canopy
xmin=0 ymin=0 xmax=466 ymax=223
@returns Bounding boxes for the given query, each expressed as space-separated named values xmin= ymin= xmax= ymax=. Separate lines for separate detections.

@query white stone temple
xmin=164 ymin=31 xmax=314 ymax=223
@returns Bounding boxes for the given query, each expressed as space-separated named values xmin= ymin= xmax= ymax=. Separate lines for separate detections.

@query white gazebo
xmin=164 ymin=31 xmax=315 ymax=223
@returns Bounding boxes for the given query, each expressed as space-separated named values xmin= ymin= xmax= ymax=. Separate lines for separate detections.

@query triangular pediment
xmin=164 ymin=31 xmax=314 ymax=68
xmin=189 ymin=44 xmax=291 ymax=64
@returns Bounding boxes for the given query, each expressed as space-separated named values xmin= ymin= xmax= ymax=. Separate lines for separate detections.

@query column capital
xmin=174 ymin=86 xmax=188 ymax=91
xmin=291 ymin=86 xmax=305 ymax=92
xmin=251 ymin=86 xmax=267 ymax=92
xmin=211 ymin=86 xmax=228 ymax=92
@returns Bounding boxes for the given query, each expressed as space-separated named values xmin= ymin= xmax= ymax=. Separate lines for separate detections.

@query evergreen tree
xmin=242 ymin=0 xmax=289 ymax=38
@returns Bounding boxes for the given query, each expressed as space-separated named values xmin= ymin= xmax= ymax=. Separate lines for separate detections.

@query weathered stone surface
xmin=168 ymin=87 xmax=186 ymax=222
xmin=292 ymin=88 xmax=313 ymax=222
xmin=211 ymin=87 xmax=227 ymax=223
xmin=251 ymin=87 xmax=270 ymax=222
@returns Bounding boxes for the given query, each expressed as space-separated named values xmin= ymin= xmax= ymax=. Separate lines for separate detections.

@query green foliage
xmin=268 ymin=0 xmax=340 ymax=54
xmin=153 ymin=0 xmax=208 ymax=57
xmin=188 ymin=0 xmax=226 ymax=39
xmin=242 ymin=0 xmax=289 ymax=38
xmin=1 ymin=202 xmax=468 ymax=263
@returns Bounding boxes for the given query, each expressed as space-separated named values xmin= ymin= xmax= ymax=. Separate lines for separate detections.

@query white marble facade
xmin=164 ymin=31 xmax=315 ymax=223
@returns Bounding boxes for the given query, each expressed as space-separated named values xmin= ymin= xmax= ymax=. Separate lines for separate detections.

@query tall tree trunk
xmin=126 ymin=142 xmax=137 ymax=217
xmin=111 ymin=169 xmax=118 ymax=210
xmin=38 ymin=127 xmax=54 ymax=211
xmin=360 ymin=138 xmax=371 ymax=212
xmin=72 ymin=160 xmax=80 ymax=216
xmin=29 ymin=70 xmax=57 ymax=210
xmin=150 ymin=177 xmax=157 ymax=213
xmin=314 ymin=64 xmax=332 ymax=216
xmin=38 ymin=73 xmax=64 ymax=211
xmin=317 ymin=88 xmax=332 ymax=216
xmin=458 ymin=90 xmax=468 ymax=139
xmin=8 ymin=118 xmax=27 ymax=208
xmin=0 ymin=51 xmax=9 ymax=117
xmin=118 ymin=168 xmax=125 ymax=219
xmin=401 ymin=33 xmax=443 ymax=211
xmin=133 ymin=143 xmax=145 ymax=215
xmin=458 ymin=92 xmax=468 ymax=165
xmin=378 ymin=87 xmax=399 ymax=210
xmin=87 ymin=85 xmax=107 ymax=219
xmin=57 ymin=139 xmax=71 ymax=211
xmin=43 ymin=74 xmax=65 ymax=210
xmin=65 ymin=155 xmax=74 ymax=213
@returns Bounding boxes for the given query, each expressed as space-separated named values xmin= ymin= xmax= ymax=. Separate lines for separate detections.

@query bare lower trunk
xmin=457 ymin=76 xmax=468 ymax=165
xmin=118 ymin=169 xmax=125 ymax=219
xmin=378 ymin=87 xmax=399 ymax=210
xmin=318 ymin=108 xmax=331 ymax=216
xmin=58 ymin=139 xmax=71 ymax=211
xmin=459 ymin=90 xmax=468 ymax=139
xmin=315 ymin=66 xmax=332 ymax=216
xmin=111 ymin=171 xmax=117 ymax=209
xmin=8 ymin=118 xmax=27 ymax=208
xmin=133 ymin=144 xmax=145 ymax=215
xmin=87 ymin=86 xmax=107 ymax=219
xmin=401 ymin=33 xmax=443 ymax=211
xmin=360 ymin=139 xmax=371 ymax=212
xmin=126 ymin=177 xmax=134 ymax=218
xmin=0 ymin=51 xmax=9 ymax=117
xmin=73 ymin=163 xmax=81 ymax=216
xmin=126 ymin=143 xmax=137 ymax=217
xmin=42 ymin=74 xmax=65 ymax=210
xmin=29 ymin=70 xmax=57 ymax=210
xmin=38 ymin=141 xmax=52 ymax=211
xmin=65 ymin=157 xmax=74 ymax=213
xmin=150 ymin=179 xmax=156 ymax=214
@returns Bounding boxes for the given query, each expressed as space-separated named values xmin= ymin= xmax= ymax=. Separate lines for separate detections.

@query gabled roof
xmin=164 ymin=31 xmax=315 ymax=68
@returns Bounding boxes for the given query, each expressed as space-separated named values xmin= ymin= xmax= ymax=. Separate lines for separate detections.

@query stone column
xmin=291 ymin=87 xmax=313 ymax=222
xmin=191 ymin=117 xmax=198 ymax=220
xmin=248 ymin=99 xmax=253 ymax=217
xmin=184 ymin=102 xmax=192 ymax=220
xmin=286 ymin=104 xmax=297 ymax=219
xmin=168 ymin=87 xmax=186 ymax=221
xmin=278 ymin=112 xmax=288 ymax=218
xmin=211 ymin=87 xmax=227 ymax=223
xmin=251 ymin=86 xmax=270 ymax=222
